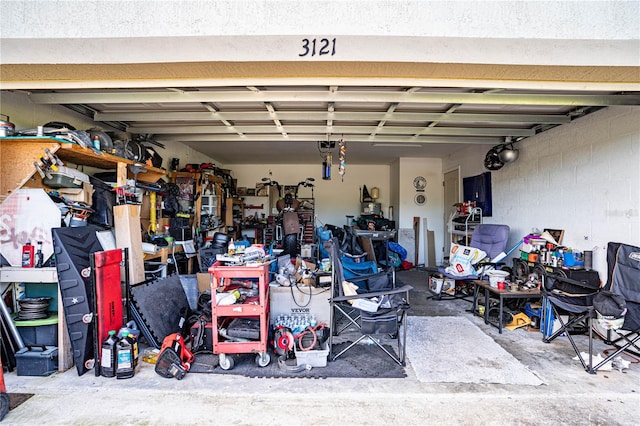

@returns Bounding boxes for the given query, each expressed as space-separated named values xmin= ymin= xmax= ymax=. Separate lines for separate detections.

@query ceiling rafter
xmin=201 ymin=101 xmax=244 ymax=137
xmin=371 ymin=103 xmax=398 ymax=137
xmin=19 ymin=82 xmax=639 ymax=165
xmin=94 ymin=110 xmax=572 ymax=124
xmin=30 ymin=90 xmax=640 ymax=106
xmin=415 ymin=104 xmax=462 ymax=137
xmin=265 ymin=102 xmax=287 ymax=138
xmin=156 ymin=134 xmax=500 ymax=144
xmin=127 ymin=124 xmax=534 ymax=137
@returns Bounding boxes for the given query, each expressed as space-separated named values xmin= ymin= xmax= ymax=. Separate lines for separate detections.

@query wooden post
xmin=114 ymin=205 xmax=145 ymax=284
xmin=413 ymin=217 xmax=420 ymax=266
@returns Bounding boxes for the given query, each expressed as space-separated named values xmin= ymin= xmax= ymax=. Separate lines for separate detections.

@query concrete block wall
xmin=490 ymin=106 xmax=640 ymax=275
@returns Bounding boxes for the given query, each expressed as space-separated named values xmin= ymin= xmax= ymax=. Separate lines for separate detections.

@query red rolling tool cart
xmin=208 ymin=260 xmax=271 ymax=370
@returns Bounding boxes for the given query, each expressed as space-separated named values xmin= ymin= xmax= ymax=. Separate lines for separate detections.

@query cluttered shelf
xmin=0 ymin=266 xmax=74 ymax=371
xmin=0 ymin=137 xmax=166 ymax=197
xmin=56 ymin=141 xmax=166 ymax=182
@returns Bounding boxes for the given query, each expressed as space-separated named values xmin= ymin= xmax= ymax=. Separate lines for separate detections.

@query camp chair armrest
xmin=344 ymin=270 xmax=393 ymax=284
xmin=342 ymin=252 xmax=367 ymax=261
xmin=333 ymin=284 xmax=413 ymax=303
xmin=476 ymin=261 xmax=506 ymax=270
xmin=545 ymin=273 xmax=599 ymax=290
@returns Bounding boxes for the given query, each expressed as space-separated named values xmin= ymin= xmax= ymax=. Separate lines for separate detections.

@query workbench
xmin=142 ymin=244 xmax=195 ymax=274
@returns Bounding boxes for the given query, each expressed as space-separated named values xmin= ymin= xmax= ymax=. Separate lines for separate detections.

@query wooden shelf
xmin=0 ymin=136 xmax=166 ymax=198
xmin=56 ymin=141 xmax=166 ymax=183
xmin=0 ymin=137 xmax=60 ymax=196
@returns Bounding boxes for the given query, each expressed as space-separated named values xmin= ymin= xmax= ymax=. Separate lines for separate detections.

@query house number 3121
xmin=299 ymin=38 xmax=337 ymax=57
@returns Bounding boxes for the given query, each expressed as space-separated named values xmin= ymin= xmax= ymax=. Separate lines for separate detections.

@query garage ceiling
xmin=22 ymin=84 xmax=640 ymax=165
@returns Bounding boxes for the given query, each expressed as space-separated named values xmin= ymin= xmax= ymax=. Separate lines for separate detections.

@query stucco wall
xmin=2 ymin=1 xmax=638 ymax=66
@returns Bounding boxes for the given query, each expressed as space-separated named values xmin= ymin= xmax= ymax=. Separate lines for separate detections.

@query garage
xmin=1 ymin=1 xmax=639 ymax=424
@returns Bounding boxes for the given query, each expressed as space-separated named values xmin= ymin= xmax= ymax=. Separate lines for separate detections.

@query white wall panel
xmin=231 ymin=163 xmax=391 ymax=229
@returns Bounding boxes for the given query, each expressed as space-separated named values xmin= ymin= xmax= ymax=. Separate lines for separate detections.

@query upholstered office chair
xmin=542 ymin=242 xmax=640 ymax=374
xmin=428 ymin=223 xmax=510 ymax=300
xmin=326 ymin=238 xmax=412 ymax=366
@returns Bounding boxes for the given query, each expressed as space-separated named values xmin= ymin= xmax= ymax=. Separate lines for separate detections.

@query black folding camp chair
xmin=326 ymin=238 xmax=412 ymax=366
xmin=542 ymin=242 xmax=640 ymax=374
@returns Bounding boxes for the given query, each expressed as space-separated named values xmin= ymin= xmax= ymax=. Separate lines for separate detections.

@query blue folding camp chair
xmin=326 ymin=238 xmax=412 ymax=365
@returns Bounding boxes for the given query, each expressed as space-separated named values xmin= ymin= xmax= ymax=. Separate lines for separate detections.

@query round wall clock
xmin=413 ymin=176 xmax=427 ymax=190
xmin=414 ymin=193 xmax=426 ymax=206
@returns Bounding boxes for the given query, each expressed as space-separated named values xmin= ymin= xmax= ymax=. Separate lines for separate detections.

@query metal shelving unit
xmin=449 ymin=207 xmax=482 ymax=246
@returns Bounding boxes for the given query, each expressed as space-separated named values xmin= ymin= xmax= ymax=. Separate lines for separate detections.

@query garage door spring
xmin=17 ymin=297 xmax=52 ymax=320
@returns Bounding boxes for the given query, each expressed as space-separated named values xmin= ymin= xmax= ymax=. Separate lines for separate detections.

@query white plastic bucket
xmin=487 ymin=270 xmax=509 ymax=287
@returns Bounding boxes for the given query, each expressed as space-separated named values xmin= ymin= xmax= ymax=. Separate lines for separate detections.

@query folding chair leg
xmin=332 ymin=335 xmax=368 ymax=361
xmin=334 ymin=305 xmax=361 ymax=335
xmin=543 ymin=305 xmax=595 ymax=374
xmin=369 ymin=336 xmax=403 ymax=366
xmin=592 ymin=331 xmax=640 ymax=372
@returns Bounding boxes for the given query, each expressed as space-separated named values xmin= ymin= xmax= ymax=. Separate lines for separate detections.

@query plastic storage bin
xmin=14 ymin=316 xmax=59 ymax=346
xmin=295 ymin=341 xmax=329 ymax=367
xmin=562 ymin=252 xmax=584 ymax=267
xmin=43 ymin=165 xmax=90 ymax=188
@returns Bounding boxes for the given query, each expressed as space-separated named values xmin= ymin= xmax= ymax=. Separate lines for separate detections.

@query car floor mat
xmin=130 ymin=274 xmax=189 ymax=345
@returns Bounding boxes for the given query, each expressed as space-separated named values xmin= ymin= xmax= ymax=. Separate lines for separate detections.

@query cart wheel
xmin=256 ymin=352 xmax=271 ymax=367
xmin=218 ymin=354 xmax=235 ymax=371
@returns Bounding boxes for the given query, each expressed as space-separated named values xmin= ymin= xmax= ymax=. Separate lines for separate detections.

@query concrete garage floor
xmin=3 ymin=269 xmax=639 ymax=425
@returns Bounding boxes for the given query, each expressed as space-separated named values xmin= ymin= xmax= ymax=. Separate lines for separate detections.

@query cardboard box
xmin=429 ymin=276 xmax=455 ymax=295
xmin=58 ymin=182 xmax=94 ymax=205
xmin=294 ymin=258 xmax=317 ymax=286
xmin=269 ymin=284 xmax=331 ymax=327
xmin=197 ymin=272 xmax=211 ymax=293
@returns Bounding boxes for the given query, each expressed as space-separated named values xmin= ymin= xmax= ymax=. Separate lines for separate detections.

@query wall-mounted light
xmin=498 ymin=137 xmax=519 ymax=163
xmin=484 ymin=137 xmax=521 ymax=170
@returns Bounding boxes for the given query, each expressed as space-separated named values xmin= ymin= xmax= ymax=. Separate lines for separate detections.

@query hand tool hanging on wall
xmin=38 ymin=155 xmax=58 ymax=173
xmin=44 ymin=148 xmax=63 ymax=168
xmin=33 ymin=161 xmax=52 ymax=180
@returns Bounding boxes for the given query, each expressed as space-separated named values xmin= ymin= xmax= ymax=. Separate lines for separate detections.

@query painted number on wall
xmin=299 ymin=38 xmax=336 ymax=57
